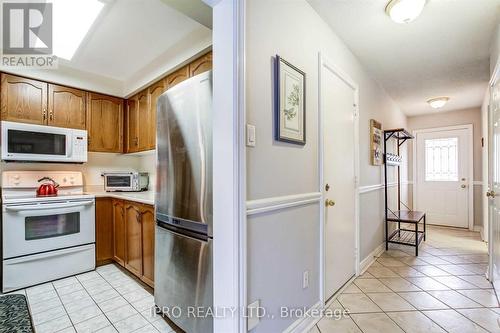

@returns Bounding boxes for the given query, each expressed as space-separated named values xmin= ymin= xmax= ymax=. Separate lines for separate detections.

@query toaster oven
xmin=103 ymin=172 xmax=149 ymax=192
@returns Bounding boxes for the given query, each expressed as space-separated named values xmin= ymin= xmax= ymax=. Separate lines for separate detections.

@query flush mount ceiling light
xmin=385 ymin=0 xmax=426 ymax=24
xmin=51 ymin=0 xmax=105 ymax=60
xmin=427 ymin=97 xmax=450 ymax=109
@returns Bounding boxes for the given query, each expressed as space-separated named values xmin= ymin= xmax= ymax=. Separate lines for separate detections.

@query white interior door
xmin=415 ymin=127 xmax=471 ymax=228
xmin=488 ymin=69 xmax=500 ymax=298
xmin=321 ymin=60 xmax=357 ymax=301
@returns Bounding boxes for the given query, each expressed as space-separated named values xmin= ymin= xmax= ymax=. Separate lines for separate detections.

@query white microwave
xmin=1 ymin=121 xmax=88 ymax=163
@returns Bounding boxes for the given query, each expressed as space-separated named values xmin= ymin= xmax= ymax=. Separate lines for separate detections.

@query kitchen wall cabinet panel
xmin=0 ymin=74 xmax=47 ymax=125
xmin=125 ymin=96 xmax=139 ymax=153
xmin=48 ymin=84 xmax=86 ymax=129
xmin=125 ymin=202 xmax=143 ymax=277
xmin=165 ymin=65 xmax=189 ymax=89
xmin=123 ymin=52 xmax=211 ymax=154
xmin=96 ymin=198 xmax=114 ymax=265
xmin=189 ymin=52 xmax=213 ymax=77
xmin=148 ymin=80 xmax=167 ymax=150
xmin=112 ymin=199 xmax=126 ymax=266
xmin=137 ymin=90 xmax=150 ymax=152
xmin=87 ymin=93 xmax=124 ymax=153
xmin=141 ymin=205 xmax=155 ymax=287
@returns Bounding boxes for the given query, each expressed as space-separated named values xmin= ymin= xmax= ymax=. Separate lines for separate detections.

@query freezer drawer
xmin=154 ymin=225 xmax=213 ymax=333
xmin=3 ymin=244 xmax=95 ymax=293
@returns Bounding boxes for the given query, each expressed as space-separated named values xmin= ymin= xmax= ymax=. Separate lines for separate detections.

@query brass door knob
xmin=487 ymin=190 xmax=496 ymax=198
xmin=325 ymin=199 xmax=335 ymax=207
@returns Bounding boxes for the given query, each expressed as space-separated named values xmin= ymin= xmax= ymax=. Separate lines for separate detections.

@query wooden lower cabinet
xmin=97 ymin=198 xmax=154 ymax=287
xmin=141 ymin=205 xmax=155 ymax=286
xmin=112 ymin=199 xmax=126 ymax=266
xmin=125 ymin=202 xmax=143 ymax=277
xmin=95 ymin=198 xmax=114 ymax=265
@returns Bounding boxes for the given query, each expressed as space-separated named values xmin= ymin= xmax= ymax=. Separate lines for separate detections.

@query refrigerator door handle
xmin=156 ymin=220 xmax=210 ymax=242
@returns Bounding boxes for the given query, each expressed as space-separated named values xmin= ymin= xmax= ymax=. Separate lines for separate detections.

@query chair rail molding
xmin=246 ymin=192 xmax=322 ymax=216
xmin=359 ymin=181 xmax=411 ymax=194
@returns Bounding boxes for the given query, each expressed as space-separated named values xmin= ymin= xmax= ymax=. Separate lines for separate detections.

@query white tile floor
xmin=310 ymin=226 xmax=500 ymax=333
xmin=4 ymin=264 xmax=175 ymax=333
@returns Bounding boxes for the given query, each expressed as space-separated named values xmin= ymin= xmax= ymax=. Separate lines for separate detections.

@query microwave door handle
xmin=5 ymin=200 xmax=94 ymax=212
xmin=67 ymin=134 xmax=73 ymax=157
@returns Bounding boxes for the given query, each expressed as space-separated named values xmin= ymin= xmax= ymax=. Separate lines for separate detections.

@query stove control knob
xmin=63 ymin=177 xmax=67 ymax=183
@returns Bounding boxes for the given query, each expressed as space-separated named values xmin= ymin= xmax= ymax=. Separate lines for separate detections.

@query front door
xmin=321 ymin=59 xmax=357 ymax=301
xmin=415 ymin=127 xmax=471 ymax=228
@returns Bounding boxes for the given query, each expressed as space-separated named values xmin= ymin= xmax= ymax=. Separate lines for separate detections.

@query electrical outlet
xmin=303 ymin=270 xmax=309 ymax=289
xmin=247 ymin=299 xmax=260 ymax=331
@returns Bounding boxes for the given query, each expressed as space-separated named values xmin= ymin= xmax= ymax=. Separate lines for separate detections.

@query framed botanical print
xmin=275 ymin=55 xmax=306 ymax=145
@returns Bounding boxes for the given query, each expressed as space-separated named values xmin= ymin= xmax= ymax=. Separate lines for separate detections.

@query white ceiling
xmin=60 ymin=0 xmax=212 ymax=82
xmin=308 ymin=0 xmax=500 ymax=116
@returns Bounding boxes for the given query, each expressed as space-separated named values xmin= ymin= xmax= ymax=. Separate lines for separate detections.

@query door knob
xmin=325 ymin=199 xmax=335 ymax=207
xmin=487 ymin=190 xmax=496 ymax=198
xmin=461 ymin=184 xmax=467 ymax=189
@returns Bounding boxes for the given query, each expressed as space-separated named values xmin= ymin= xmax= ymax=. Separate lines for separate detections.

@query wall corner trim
xmin=282 ymin=301 xmax=323 ymax=333
xmin=246 ymin=192 xmax=322 ymax=216
xmin=359 ymin=242 xmax=385 ymax=273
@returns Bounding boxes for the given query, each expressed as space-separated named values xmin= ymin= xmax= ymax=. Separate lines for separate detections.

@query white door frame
xmin=412 ymin=124 xmax=474 ymax=230
xmin=209 ymin=0 xmax=247 ymax=332
xmin=318 ymin=53 xmax=360 ymax=305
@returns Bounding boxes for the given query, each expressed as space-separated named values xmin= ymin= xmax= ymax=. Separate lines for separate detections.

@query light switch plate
xmin=246 ymin=124 xmax=256 ymax=147
xmin=247 ymin=299 xmax=260 ymax=331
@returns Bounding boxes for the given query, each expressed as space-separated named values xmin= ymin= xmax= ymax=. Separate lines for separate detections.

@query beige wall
xmin=0 ymin=152 xmax=150 ymax=188
xmin=408 ymin=107 xmax=483 ymax=227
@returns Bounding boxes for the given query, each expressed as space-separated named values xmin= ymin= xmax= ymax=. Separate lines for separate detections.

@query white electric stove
xmin=1 ymin=171 xmax=96 ymax=292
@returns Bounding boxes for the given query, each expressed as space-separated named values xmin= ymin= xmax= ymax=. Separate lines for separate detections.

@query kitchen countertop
xmin=84 ymin=187 xmax=155 ymax=205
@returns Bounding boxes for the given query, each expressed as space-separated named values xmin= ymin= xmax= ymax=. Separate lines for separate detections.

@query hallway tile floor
xmin=3 ymin=264 xmax=174 ymax=333
xmin=310 ymin=226 xmax=500 ymax=333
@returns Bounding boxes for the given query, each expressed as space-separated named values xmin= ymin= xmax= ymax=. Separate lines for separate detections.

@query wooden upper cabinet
xmin=112 ymin=199 xmax=126 ymax=266
xmin=48 ymin=84 xmax=86 ymax=129
xmin=125 ymin=96 xmax=139 ymax=153
xmin=148 ymin=80 xmax=167 ymax=150
xmin=166 ymin=66 xmax=189 ymax=90
xmin=141 ymin=205 xmax=155 ymax=287
xmin=87 ymin=92 xmax=124 ymax=153
xmin=189 ymin=52 xmax=212 ymax=77
xmin=137 ymin=90 xmax=150 ymax=151
xmin=0 ymin=74 xmax=47 ymax=124
xmin=125 ymin=202 xmax=143 ymax=277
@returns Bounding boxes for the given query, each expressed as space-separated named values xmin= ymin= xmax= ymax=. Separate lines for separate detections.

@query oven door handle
xmin=5 ymin=200 xmax=95 ymax=212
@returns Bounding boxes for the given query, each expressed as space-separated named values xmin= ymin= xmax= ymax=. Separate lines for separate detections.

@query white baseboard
xmin=359 ymin=243 xmax=385 ymax=274
xmin=473 ymin=226 xmax=485 ymax=241
xmin=282 ymin=301 xmax=322 ymax=333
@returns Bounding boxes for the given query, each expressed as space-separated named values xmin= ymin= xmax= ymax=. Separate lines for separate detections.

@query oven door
xmin=2 ymin=199 xmax=95 ymax=259
xmin=1 ymin=121 xmax=73 ymax=162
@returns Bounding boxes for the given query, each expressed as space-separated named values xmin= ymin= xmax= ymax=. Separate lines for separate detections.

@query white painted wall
xmin=245 ymin=0 xmax=407 ymax=331
xmin=490 ymin=23 xmax=500 ymax=75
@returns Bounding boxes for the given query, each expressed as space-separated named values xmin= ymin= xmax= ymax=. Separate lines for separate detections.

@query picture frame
xmin=370 ymin=119 xmax=383 ymax=165
xmin=275 ymin=55 xmax=306 ymax=145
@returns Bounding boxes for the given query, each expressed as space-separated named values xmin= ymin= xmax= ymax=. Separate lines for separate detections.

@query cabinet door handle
xmin=42 ymin=108 xmax=47 ymax=121
xmin=49 ymin=109 xmax=53 ymax=121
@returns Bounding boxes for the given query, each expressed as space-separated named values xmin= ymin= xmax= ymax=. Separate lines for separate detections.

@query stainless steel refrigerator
xmin=154 ymin=70 xmax=213 ymax=333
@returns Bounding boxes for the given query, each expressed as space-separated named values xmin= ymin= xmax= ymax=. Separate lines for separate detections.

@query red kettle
xmin=37 ymin=177 xmax=59 ymax=196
